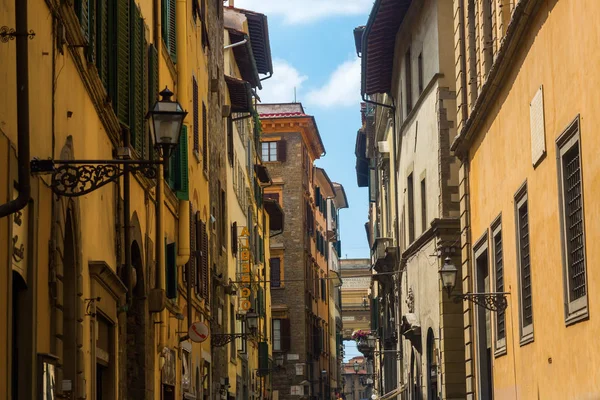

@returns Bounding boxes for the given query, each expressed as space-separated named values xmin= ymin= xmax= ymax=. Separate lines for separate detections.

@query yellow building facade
xmin=1 ymin=0 xmax=223 ymax=398
xmin=453 ymin=0 xmax=600 ymax=398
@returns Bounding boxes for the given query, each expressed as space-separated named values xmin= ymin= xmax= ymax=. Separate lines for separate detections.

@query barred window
xmin=557 ymin=121 xmax=587 ymax=321
xmin=492 ymin=220 xmax=506 ymax=351
xmin=515 ymin=187 xmax=533 ymax=341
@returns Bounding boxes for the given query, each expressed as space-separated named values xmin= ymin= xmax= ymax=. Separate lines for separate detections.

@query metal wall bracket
xmin=1 ymin=26 xmax=35 ymax=43
xmin=453 ymin=292 xmax=509 ymax=312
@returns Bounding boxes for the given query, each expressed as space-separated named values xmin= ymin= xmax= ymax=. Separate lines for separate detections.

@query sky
xmin=235 ymin=0 xmax=372 ymax=260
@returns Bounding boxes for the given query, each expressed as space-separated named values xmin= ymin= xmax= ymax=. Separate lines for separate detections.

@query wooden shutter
xmin=270 ymin=258 xmax=280 ymax=288
xmin=195 ymin=212 xmax=202 ymax=295
xmin=168 ymin=0 xmax=176 ymax=62
xmin=280 ymin=319 xmax=291 ymax=352
xmin=75 ymin=0 xmax=90 ymax=41
xmin=166 ymin=242 xmax=177 ymax=299
xmin=116 ymin=0 xmax=130 ymax=125
xmin=315 ymin=187 xmax=321 ymax=208
xmin=231 ymin=221 xmax=238 ymax=256
xmin=193 ymin=77 xmax=199 ymax=152
xmin=176 ymin=126 xmax=189 ymax=200
xmin=277 ymin=140 xmax=286 ymax=162
xmin=96 ymin=0 xmax=109 ymax=87
xmin=148 ymin=45 xmax=159 ymax=109
xmin=200 ymin=221 xmax=209 ymax=299
xmin=187 ymin=203 xmax=196 ymax=286
xmin=202 ymin=102 xmax=208 ymax=172
xmin=130 ymin=1 xmax=145 ymax=155
xmin=227 ymin=116 xmax=234 ymax=167
xmin=86 ymin=0 xmax=96 ymax=62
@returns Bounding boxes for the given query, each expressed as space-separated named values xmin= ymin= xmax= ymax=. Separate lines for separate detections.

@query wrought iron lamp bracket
xmin=211 ymin=333 xmax=253 ymax=347
xmin=31 ymin=159 xmax=160 ymax=197
xmin=453 ymin=292 xmax=509 ymax=312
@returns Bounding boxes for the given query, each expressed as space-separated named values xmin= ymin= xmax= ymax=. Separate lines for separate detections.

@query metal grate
xmin=519 ymin=201 xmax=533 ymax=326
xmin=494 ymin=230 xmax=505 ymax=340
xmin=563 ymin=146 xmax=586 ymax=301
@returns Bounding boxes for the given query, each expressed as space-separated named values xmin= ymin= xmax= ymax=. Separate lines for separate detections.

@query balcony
xmin=372 ymin=237 xmax=397 ymax=273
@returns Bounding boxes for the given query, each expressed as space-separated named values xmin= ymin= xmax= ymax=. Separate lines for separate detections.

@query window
xmin=405 ymin=48 xmax=412 ymax=113
xmin=220 ymin=188 xmax=227 ymax=251
xmin=418 ymin=52 xmax=424 ymax=94
xmin=473 ymin=236 xmax=493 ymax=397
xmin=321 ymin=278 xmax=326 ymax=301
xmin=230 ymin=304 xmax=236 ymax=358
xmin=420 ymin=178 xmax=427 ymax=233
xmin=492 ymin=219 xmax=506 ymax=352
xmin=202 ymin=103 xmax=208 ymax=172
xmin=407 ymin=173 xmax=415 ymax=243
xmin=262 ymin=142 xmax=277 ymax=161
xmin=196 ymin=217 xmax=209 ymax=300
xmin=270 ymin=257 xmax=281 ymax=288
xmin=193 ymin=77 xmax=199 ymax=153
xmin=557 ymin=121 xmax=587 ymax=321
xmin=167 ymin=126 xmax=189 ymax=200
xmin=264 ymin=192 xmax=280 ymax=205
xmin=162 ymin=0 xmax=177 ymax=62
xmin=166 ymin=241 xmax=177 ymax=299
xmin=227 ymin=116 xmax=234 ymax=167
xmin=515 ymin=185 xmax=533 ymax=342
xmin=272 ymin=319 xmax=290 ymax=352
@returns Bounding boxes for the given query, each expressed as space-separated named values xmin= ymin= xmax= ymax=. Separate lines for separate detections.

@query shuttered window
xmin=492 ymin=221 xmax=506 ymax=348
xmin=227 ymin=116 xmax=234 ymax=167
xmin=272 ymin=320 xmax=281 ymax=351
xmin=280 ymin=319 xmax=291 ymax=352
xmin=161 ymin=0 xmax=177 ymax=63
xmin=202 ymin=102 xmax=208 ymax=172
xmin=193 ymin=77 xmax=199 ymax=152
xmin=166 ymin=241 xmax=177 ymax=299
xmin=198 ymin=220 xmax=209 ymax=300
xmin=184 ymin=204 xmax=197 ymax=287
xmin=270 ymin=257 xmax=281 ymax=288
xmin=129 ymin=1 xmax=145 ymax=156
xmin=515 ymin=187 xmax=533 ymax=340
xmin=231 ymin=221 xmax=238 ymax=256
xmin=167 ymin=126 xmax=189 ymax=200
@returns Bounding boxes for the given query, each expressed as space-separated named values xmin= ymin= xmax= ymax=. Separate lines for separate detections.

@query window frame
xmin=272 ymin=319 xmax=282 ymax=352
xmin=490 ymin=215 xmax=506 ymax=355
xmin=261 ymin=141 xmax=278 ymax=162
xmin=556 ymin=116 xmax=588 ymax=325
xmin=514 ymin=183 xmax=534 ymax=345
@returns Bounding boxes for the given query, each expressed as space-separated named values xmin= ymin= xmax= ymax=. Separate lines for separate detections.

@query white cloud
xmin=258 ymin=59 xmax=308 ymax=103
xmin=233 ymin=0 xmax=371 ymax=24
xmin=305 ymin=58 xmax=361 ymax=108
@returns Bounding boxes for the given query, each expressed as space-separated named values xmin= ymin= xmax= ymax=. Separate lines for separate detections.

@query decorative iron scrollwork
xmin=211 ymin=333 xmax=251 ymax=348
xmin=453 ymin=292 xmax=509 ymax=312
xmin=1 ymin=26 xmax=36 ymax=43
xmin=51 ymin=163 xmax=157 ymax=197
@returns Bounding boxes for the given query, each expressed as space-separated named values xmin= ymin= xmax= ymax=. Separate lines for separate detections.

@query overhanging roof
xmin=354 ymin=26 xmax=365 ymax=56
xmin=264 ymin=199 xmax=284 ymax=232
xmin=237 ymin=8 xmax=273 ymax=76
xmin=361 ymin=0 xmax=413 ymax=95
xmin=332 ymin=182 xmax=349 ymax=209
xmin=228 ymin=29 xmax=262 ymax=89
xmin=314 ymin=167 xmax=336 ymax=199
xmin=225 ymin=75 xmax=253 ymax=113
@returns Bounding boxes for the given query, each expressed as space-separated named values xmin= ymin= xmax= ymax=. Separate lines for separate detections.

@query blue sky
xmin=236 ymin=0 xmax=372 ymax=259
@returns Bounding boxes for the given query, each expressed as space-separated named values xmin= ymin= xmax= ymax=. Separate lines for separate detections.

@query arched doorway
xmin=426 ymin=329 xmax=438 ymax=400
xmin=126 ymin=240 xmax=147 ymax=398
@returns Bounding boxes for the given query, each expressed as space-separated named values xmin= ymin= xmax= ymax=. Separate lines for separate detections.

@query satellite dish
xmin=188 ymin=321 xmax=210 ymax=343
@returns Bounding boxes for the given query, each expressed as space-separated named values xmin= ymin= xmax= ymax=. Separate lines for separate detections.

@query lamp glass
xmin=439 ymin=257 xmax=458 ymax=295
xmin=246 ymin=312 xmax=258 ymax=332
xmin=148 ymin=88 xmax=187 ymax=154
xmin=353 ymin=361 xmax=360 ymax=372
xmin=367 ymin=336 xmax=376 ymax=348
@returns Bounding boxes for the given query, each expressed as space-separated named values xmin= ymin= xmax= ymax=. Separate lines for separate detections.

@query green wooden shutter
xmin=130 ymin=1 xmax=144 ymax=155
xmin=75 ymin=0 xmax=90 ymax=41
xmin=162 ymin=0 xmax=177 ymax=62
xmin=116 ymin=0 xmax=130 ymax=125
xmin=96 ymin=0 xmax=108 ymax=87
xmin=166 ymin=241 xmax=177 ymax=299
xmin=86 ymin=0 xmax=96 ymax=62
xmin=258 ymin=342 xmax=268 ymax=371
xmin=176 ymin=126 xmax=189 ymax=200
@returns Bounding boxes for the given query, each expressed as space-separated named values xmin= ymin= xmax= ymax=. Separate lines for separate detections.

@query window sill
xmin=565 ymin=308 xmax=589 ymax=327
xmin=519 ymin=332 xmax=534 ymax=347
xmin=494 ymin=346 xmax=507 ymax=358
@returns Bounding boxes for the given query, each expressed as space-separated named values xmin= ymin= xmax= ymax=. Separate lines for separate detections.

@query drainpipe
xmin=176 ymin=0 xmax=190 ymax=268
xmin=0 ymin=0 xmax=31 ymax=218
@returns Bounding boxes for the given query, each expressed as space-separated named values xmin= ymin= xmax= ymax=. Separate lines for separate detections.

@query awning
xmin=227 ymin=29 xmax=261 ymax=89
xmin=378 ymin=385 xmax=406 ymax=399
xmin=225 ymin=75 xmax=253 ymax=113
xmin=361 ymin=0 xmax=413 ymax=95
xmin=264 ymin=199 xmax=284 ymax=233
xmin=254 ymin=164 xmax=271 ymax=185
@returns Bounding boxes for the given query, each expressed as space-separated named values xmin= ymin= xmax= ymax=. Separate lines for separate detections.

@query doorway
xmin=475 ymin=245 xmax=493 ymax=399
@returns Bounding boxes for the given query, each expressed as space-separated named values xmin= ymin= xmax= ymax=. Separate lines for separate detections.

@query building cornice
xmin=451 ymin=0 xmax=544 ymax=156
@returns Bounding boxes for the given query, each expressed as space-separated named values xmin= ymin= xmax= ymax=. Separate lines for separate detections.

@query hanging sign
xmin=188 ymin=321 xmax=210 ymax=343
xmin=237 ymin=226 xmax=253 ymax=313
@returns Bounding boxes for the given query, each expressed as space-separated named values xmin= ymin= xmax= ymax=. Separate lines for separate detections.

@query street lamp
xmin=148 ymin=87 xmax=187 ymax=158
xmin=362 ymin=296 xmax=369 ymax=310
xmin=353 ymin=361 xmax=360 ymax=373
xmin=439 ymin=256 xmax=509 ymax=312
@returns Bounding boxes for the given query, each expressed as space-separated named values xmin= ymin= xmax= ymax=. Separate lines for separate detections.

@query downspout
xmin=0 ymin=0 xmax=31 ymax=218
xmin=176 ymin=0 xmax=190 ymax=267
xmin=458 ymin=0 xmax=469 ymax=123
